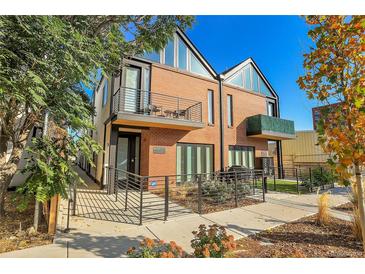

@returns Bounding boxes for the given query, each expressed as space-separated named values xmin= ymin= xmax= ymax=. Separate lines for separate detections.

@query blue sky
xmin=186 ymin=15 xmax=317 ymax=130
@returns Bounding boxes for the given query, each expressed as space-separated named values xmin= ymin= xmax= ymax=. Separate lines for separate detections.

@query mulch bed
xmin=167 ymin=194 xmax=262 ymax=214
xmin=0 ymin=191 xmax=53 ymax=254
xmin=333 ymin=202 xmax=354 ymax=213
xmin=230 ymin=214 xmax=363 ymax=258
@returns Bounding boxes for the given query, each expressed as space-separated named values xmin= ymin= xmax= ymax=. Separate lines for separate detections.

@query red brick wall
xmin=148 ymin=64 xmax=221 ymax=175
xmin=140 ymin=64 xmax=270 ymax=176
xmin=221 ymin=84 xmax=269 ymax=167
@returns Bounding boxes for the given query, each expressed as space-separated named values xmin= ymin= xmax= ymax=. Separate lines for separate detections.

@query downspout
xmin=275 ymin=97 xmax=283 ymax=178
xmin=218 ymin=75 xmax=224 ymax=171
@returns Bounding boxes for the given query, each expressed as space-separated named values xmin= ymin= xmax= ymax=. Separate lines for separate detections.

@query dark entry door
xmin=116 ymin=133 xmax=140 ymax=178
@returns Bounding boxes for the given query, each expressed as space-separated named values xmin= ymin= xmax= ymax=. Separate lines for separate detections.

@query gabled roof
xmin=175 ymin=28 xmax=218 ymax=78
xmin=220 ymin=57 xmax=279 ymax=99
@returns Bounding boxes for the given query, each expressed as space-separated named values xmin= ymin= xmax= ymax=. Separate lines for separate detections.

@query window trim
xmin=227 ymin=94 xmax=233 ymax=128
xmin=207 ymin=89 xmax=214 ymax=125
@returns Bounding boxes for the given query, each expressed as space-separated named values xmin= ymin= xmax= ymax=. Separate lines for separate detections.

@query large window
xmin=164 ymin=39 xmax=175 ymax=66
xmin=102 ymin=79 xmax=108 ymax=107
xmin=228 ymin=146 xmax=255 ymax=169
xmin=140 ymin=33 xmax=212 ymax=79
xmin=208 ymin=90 xmax=214 ymax=125
xmin=142 ymin=51 xmax=160 ymax=63
xmin=176 ymin=143 xmax=213 ymax=181
xmin=178 ymin=37 xmax=187 ymax=70
xmin=227 ymin=94 xmax=233 ymax=127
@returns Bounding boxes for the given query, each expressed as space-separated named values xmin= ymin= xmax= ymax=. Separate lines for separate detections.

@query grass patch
xmin=258 ymin=179 xmax=309 ymax=194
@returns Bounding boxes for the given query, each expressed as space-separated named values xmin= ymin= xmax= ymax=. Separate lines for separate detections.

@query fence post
xmin=273 ymin=168 xmax=277 ymax=191
xmin=262 ymin=172 xmax=266 ymax=202
xmin=234 ymin=171 xmax=238 ymax=208
xmin=309 ymin=167 xmax=313 ymax=192
xmin=139 ymin=177 xmax=144 ymax=226
xmin=197 ymin=174 xmax=202 ymax=215
xmin=72 ymin=182 xmax=77 ymax=216
xmin=164 ymin=176 xmax=169 ymax=221
xmin=295 ymin=168 xmax=299 ymax=194
xmin=124 ymin=174 xmax=129 ymax=211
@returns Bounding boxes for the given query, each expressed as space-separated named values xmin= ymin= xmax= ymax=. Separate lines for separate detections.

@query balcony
xmin=112 ymin=87 xmax=204 ymax=130
xmin=246 ymin=114 xmax=295 ymax=140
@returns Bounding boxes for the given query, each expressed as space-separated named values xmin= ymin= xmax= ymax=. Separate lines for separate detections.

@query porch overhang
xmin=246 ymin=114 xmax=295 ymax=140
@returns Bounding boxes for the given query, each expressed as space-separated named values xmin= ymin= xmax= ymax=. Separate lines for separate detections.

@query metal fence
xmin=109 ymin=168 xmax=265 ymax=225
xmin=267 ymin=166 xmax=336 ymax=194
xmin=112 ymin=87 xmax=202 ymax=123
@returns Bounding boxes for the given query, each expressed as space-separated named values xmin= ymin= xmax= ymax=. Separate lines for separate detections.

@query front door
xmin=116 ymin=133 xmax=140 ymax=179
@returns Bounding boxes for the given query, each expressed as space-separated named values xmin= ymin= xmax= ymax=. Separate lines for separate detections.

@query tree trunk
xmin=354 ymin=164 xmax=365 ymax=254
xmin=0 ymin=147 xmax=23 ymax=219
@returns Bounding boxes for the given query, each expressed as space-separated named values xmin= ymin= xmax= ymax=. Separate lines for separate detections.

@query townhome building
xmin=82 ymin=28 xmax=295 ymax=188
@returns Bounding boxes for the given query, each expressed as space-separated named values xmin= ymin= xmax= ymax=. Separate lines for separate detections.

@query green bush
xmin=202 ymin=180 xmax=232 ymax=203
xmin=301 ymin=167 xmax=336 ymax=189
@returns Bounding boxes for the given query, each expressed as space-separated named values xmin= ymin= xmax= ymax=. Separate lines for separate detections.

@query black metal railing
xmin=112 ymin=87 xmax=202 ymax=123
xmin=267 ymin=166 xmax=336 ymax=194
xmin=109 ymin=168 xmax=266 ymax=225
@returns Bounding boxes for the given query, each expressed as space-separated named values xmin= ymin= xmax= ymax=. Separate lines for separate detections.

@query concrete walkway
xmin=0 ymin=184 xmax=351 ymax=258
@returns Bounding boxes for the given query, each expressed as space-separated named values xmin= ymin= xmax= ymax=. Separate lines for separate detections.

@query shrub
xmin=317 ymin=191 xmax=330 ymax=226
xmin=349 ymin=182 xmax=362 ymax=241
xmin=302 ymin=167 xmax=336 ymax=189
xmin=191 ymin=224 xmax=236 ymax=258
xmin=127 ymin=238 xmax=186 ymax=258
xmin=202 ymin=181 xmax=232 ymax=203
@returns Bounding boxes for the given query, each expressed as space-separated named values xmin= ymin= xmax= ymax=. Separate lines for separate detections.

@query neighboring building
xmin=312 ymin=103 xmax=342 ymax=130
xmin=84 ymin=28 xmax=295 ymax=187
xmin=269 ymin=130 xmax=331 ymax=169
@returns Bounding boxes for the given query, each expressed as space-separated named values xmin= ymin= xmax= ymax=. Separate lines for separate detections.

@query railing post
xmin=273 ymin=168 xmax=277 ymax=191
xmin=234 ymin=171 xmax=238 ymax=208
xmin=262 ymin=172 xmax=266 ymax=202
xmin=295 ymin=168 xmax=299 ymax=194
xmin=72 ymin=182 xmax=77 ymax=216
xmin=197 ymin=174 xmax=202 ymax=215
xmin=164 ymin=176 xmax=169 ymax=221
xmin=309 ymin=167 xmax=312 ymax=192
xmin=124 ymin=174 xmax=129 ymax=211
xmin=177 ymin=97 xmax=180 ymax=117
xmin=139 ymin=177 xmax=144 ymax=226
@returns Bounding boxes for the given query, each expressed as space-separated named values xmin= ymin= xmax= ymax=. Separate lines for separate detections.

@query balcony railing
xmin=112 ymin=87 xmax=202 ymax=123
xmin=246 ymin=114 xmax=295 ymax=140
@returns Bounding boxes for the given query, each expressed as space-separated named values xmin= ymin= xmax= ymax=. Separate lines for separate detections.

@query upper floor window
xmin=227 ymin=94 xmax=233 ymax=127
xmin=208 ymin=90 xmax=214 ymax=125
xmin=178 ymin=37 xmax=187 ymax=70
xmin=142 ymin=51 xmax=160 ymax=63
xmin=226 ymin=63 xmax=275 ymax=98
xmin=140 ymin=33 xmax=212 ymax=79
xmin=267 ymin=101 xmax=275 ymax=117
xmin=164 ymin=39 xmax=174 ymax=67
xmin=102 ymin=79 xmax=108 ymax=107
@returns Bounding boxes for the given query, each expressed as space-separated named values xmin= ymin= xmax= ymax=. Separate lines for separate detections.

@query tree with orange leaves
xmin=297 ymin=15 xmax=365 ymax=251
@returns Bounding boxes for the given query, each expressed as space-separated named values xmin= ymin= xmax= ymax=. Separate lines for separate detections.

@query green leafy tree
xmin=297 ymin=15 xmax=365 ymax=250
xmin=0 ymin=15 xmax=194 ymax=217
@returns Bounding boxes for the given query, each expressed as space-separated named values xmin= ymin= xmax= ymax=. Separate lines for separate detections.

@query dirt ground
xmin=0 ymin=191 xmax=53 ymax=254
xmin=230 ymin=214 xmax=363 ymax=258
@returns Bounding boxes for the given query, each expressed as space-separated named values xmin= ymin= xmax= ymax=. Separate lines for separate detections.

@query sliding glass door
xmin=176 ymin=143 xmax=213 ymax=182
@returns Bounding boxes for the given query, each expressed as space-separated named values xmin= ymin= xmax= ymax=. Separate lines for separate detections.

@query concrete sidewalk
xmin=0 ymin=186 xmax=351 ymax=258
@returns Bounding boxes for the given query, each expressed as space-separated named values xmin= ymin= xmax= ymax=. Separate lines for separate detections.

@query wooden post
xmin=48 ymin=195 xmax=59 ymax=235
